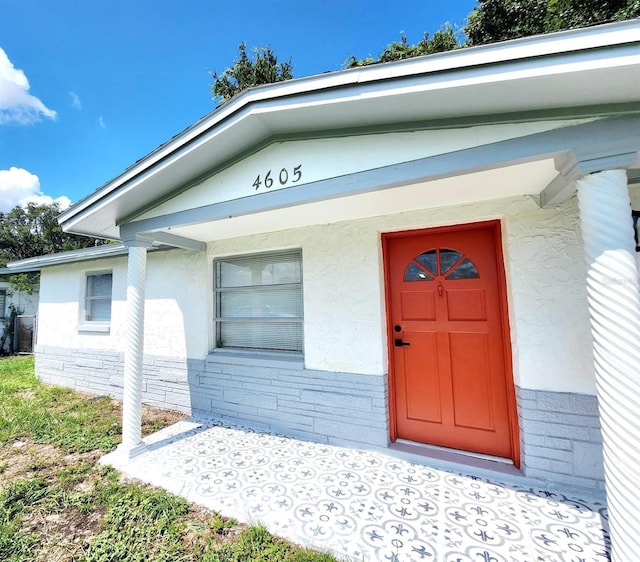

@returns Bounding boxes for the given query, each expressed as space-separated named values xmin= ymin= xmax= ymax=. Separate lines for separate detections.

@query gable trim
xmin=118 ymin=116 xmax=640 ymax=240
xmin=58 ymin=21 xmax=640 ymax=240
xmin=116 ymin=104 xmax=640 ymax=227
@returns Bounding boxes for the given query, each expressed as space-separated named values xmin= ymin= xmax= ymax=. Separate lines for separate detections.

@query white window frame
xmin=213 ymin=249 xmax=303 ymax=356
xmin=78 ymin=270 xmax=112 ymax=333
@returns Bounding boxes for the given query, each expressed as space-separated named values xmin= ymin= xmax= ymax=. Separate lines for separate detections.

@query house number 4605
xmin=253 ymin=164 xmax=302 ymax=191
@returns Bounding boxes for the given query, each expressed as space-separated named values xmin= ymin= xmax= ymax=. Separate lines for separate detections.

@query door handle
xmin=394 ymin=338 xmax=410 ymax=347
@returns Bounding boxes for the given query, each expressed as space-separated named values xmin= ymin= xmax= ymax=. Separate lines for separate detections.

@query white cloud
xmin=0 ymin=47 xmax=56 ymax=125
xmin=69 ymin=91 xmax=82 ymax=110
xmin=98 ymin=116 xmax=105 ymax=128
xmin=0 ymin=167 xmax=71 ymax=212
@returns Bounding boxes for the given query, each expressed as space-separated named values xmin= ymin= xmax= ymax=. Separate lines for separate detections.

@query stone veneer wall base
xmin=35 ymin=345 xmax=389 ymax=448
xmin=36 ymin=346 xmax=605 ymax=491
xmin=517 ymin=386 xmax=604 ymax=491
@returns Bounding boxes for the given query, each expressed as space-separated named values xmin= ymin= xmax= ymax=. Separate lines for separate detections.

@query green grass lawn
xmin=0 ymin=356 xmax=337 ymax=562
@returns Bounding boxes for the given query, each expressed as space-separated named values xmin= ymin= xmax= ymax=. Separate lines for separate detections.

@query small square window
xmin=84 ymin=272 xmax=112 ymax=322
xmin=214 ymin=250 xmax=303 ymax=353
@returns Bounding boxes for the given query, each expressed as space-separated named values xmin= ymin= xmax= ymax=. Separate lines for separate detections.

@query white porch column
xmin=577 ymin=169 xmax=640 ymax=562
xmin=118 ymin=243 xmax=148 ymax=459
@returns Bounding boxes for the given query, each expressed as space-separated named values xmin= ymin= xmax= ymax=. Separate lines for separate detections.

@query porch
xmin=103 ymin=415 xmax=610 ymax=562
xmin=46 ymin=21 xmax=640 ymax=560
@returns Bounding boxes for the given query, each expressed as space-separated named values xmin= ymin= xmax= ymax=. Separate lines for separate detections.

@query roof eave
xmin=58 ymin=19 xmax=640 ymax=234
xmin=4 ymin=244 xmax=130 ymax=271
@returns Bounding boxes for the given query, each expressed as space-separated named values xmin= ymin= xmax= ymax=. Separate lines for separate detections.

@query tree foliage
xmin=466 ymin=0 xmax=640 ymax=45
xmin=0 ymin=202 xmax=100 ymax=268
xmin=343 ymin=0 xmax=640 ymax=68
xmin=345 ymin=25 xmax=459 ymax=68
xmin=207 ymin=2 xmax=640 ymax=98
xmin=210 ymin=43 xmax=293 ymax=104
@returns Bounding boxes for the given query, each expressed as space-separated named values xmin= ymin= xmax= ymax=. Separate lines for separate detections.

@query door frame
xmin=382 ymin=220 xmax=521 ymax=467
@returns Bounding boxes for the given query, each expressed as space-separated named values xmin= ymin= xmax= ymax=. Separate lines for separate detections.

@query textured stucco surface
xmin=37 ymin=249 xmax=209 ymax=358
xmin=207 ymin=194 xmax=593 ymax=393
xmin=38 ymin=194 xmax=593 ymax=393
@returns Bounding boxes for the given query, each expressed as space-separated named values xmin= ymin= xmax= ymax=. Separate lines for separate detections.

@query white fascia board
xmin=223 ymin=20 xmax=640 ymax=101
xmin=59 ymin=20 xmax=640 ymax=235
xmin=70 ymin=37 xmax=639 ymax=234
xmin=59 ymin=106 xmax=267 ymax=236
xmin=5 ymin=244 xmax=130 ymax=271
xmin=0 ymin=266 xmax=40 ymax=274
xmin=250 ymin=49 xmax=638 ymax=122
xmin=5 ymin=242 xmax=178 ymax=271
xmin=349 ymin=19 xmax=640 ymax=83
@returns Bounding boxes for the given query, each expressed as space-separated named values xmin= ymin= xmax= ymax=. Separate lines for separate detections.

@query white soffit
xmin=252 ymin=51 xmax=639 ymax=131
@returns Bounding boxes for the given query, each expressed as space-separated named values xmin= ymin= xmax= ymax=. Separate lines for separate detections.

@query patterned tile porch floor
xmin=102 ymin=417 xmax=610 ymax=562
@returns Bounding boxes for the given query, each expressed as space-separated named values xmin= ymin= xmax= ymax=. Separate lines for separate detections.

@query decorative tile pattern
xmin=115 ymin=417 xmax=610 ymax=561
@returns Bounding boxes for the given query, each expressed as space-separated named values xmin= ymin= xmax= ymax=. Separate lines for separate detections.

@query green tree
xmin=210 ymin=43 xmax=293 ymax=105
xmin=344 ymin=1 xmax=639 ymax=68
xmin=345 ymin=24 xmax=460 ymax=68
xmin=0 ymin=202 xmax=100 ymax=268
xmin=466 ymin=0 xmax=640 ymax=45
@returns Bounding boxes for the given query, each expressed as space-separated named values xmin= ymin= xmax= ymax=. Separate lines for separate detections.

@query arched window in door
xmin=404 ymin=248 xmax=479 ymax=281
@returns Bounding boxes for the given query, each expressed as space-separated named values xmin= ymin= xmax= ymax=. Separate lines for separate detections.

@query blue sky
xmin=0 ymin=0 xmax=477 ymax=212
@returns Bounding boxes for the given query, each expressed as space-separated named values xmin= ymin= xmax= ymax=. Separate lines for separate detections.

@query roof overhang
xmin=60 ymin=20 xmax=640 ymax=242
xmin=114 ymin=116 xmax=640 ymax=244
xmin=3 ymin=243 xmax=170 ymax=273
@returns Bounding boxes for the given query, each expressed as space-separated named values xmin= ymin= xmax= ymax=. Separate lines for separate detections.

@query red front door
xmin=385 ymin=222 xmax=516 ymax=460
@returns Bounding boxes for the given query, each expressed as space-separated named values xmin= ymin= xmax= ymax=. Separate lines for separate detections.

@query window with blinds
xmin=84 ymin=272 xmax=112 ymax=322
xmin=214 ymin=250 xmax=303 ymax=353
xmin=0 ymin=290 xmax=5 ymax=319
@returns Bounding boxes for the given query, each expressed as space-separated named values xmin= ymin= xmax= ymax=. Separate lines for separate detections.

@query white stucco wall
xmin=143 ymin=249 xmax=209 ymax=358
xmin=38 ymin=193 xmax=593 ymax=395
xmin=38 ymin=256 xmax=126 ymax=352
xmin=207 ymin=194 xmax=593 ymax=394
xmin=37 ymin=249 xmax=209 ymax=359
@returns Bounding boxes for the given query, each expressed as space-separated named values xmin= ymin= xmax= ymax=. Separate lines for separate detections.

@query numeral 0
xmin=279 ymin=168 xmax=288 ymax=184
